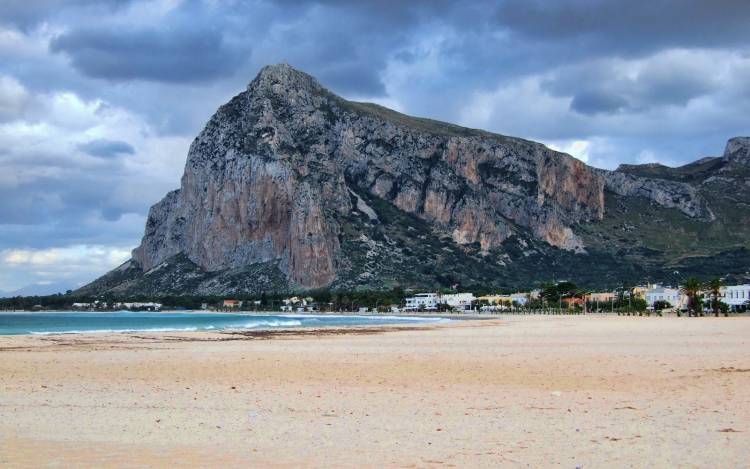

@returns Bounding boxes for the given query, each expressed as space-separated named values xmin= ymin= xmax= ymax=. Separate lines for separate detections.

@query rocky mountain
xmin=78 ymin=64 xmax=750 ymax=296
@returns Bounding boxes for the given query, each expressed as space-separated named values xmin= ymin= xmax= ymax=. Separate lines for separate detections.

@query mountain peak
xmin=724 ymin=137 xmax=750 ymax=162
xmin=249 ymin=63 xmax=323 ymax=94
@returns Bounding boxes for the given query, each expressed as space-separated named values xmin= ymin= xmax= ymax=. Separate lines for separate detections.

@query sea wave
xmin=228 ymin=319 xmax=303 ymax=329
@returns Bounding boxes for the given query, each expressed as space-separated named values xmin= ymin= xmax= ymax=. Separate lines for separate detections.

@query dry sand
xmin=1 ymin=315 xmax=749 ymax=468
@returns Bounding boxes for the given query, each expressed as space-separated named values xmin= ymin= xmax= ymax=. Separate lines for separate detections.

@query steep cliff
xmin=79 ymin=64 xmax=749 ymax=295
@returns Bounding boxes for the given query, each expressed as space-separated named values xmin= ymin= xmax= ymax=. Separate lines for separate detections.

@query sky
xmin=0 ymin=0 xmax=748 ymax=292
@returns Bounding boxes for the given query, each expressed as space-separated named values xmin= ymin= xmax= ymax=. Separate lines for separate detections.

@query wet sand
xmin=1 ymin=315 xmax=749 ymax=467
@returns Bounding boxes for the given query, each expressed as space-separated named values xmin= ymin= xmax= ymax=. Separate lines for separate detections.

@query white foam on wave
xmin=24 ymin=320 xmax=302 ymax=335
xmin=227 ymin=319 xmax=303 ymax=330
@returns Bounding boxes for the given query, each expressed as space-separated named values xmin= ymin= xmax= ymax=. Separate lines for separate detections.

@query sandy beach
xmin=1 ymin=315 xmax=749 ymax=468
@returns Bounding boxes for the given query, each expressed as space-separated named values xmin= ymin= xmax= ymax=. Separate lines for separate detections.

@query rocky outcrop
xmin=725 ymin=137 xmax=750 ymax=158
xmin=130 ymin=64 xmax=617 ymax=288
xmin=82 ymin=64 xmax=748 ymax=294
xmin=724 ymin=137 xmax=750 ymax=165
xmin=598 ymin=170 xmax=710 ymax=219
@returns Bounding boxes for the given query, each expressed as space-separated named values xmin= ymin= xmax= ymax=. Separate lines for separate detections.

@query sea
xmin=0 ymin=311 xmax=448 ymax=335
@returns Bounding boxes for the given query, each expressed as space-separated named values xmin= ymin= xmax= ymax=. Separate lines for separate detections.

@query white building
xmin=404 ymin=293 xmax=438 ymax=311
xmin=283 ymin=296 xmax=314 ymax=307
xmin=720 ymin=284 xmax=750 ymax=309
xmin=645 ymin=286 xmax=683 ymax=309
xmin=440 ymin=293 xmax=476 ymax=311
xmin=72 ymin=300 xmax=107 ymax=310
xmin=509 ymin=293 xmax=529 ymax=306
xmin=114 ymin=302 xmax=162 ymax=311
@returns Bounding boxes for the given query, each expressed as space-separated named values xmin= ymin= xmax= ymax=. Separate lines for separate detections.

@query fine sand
xmin=1 ymin=315 xmax=749 ymax=468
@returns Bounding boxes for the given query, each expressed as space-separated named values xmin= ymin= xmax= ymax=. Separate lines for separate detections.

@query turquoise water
xmin=0 ymin=311 xmax=447 ymax=335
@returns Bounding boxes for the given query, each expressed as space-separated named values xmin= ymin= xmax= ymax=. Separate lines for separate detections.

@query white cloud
xmin=0 ymin=75 xmax=29 ymax=121
xmin=0 ymin=244 xmax=131 ymax=291
xmin=1 ymin=245 xmax=130 ymax=267
xmin=635 ymin=150 xmax=659 ymax=165
xmin=0 ymin=25 xmax=51 ymax=58
xmin=457 ymin=75 xmax=578 ymax=139
xmin=0 ymin=80 xmax=189 ymax=199
xmin=545 ymin=140 xmax=591 ymax=163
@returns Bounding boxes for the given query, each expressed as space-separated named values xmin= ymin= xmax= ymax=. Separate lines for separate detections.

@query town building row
xmin=401 ymin=283 xmax=750 ymax=313
xmin=68 ymin=283 xmax=749 ymax=314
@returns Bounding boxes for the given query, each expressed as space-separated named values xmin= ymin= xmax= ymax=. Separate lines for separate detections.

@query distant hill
xmin=1 ymin=282 xmax=74 ymax=298
xmin=78 ymin=64 xmax=750 ymax=296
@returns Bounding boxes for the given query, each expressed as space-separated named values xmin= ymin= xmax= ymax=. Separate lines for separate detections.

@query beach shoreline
xmin=0 ymin=311 xmax=456 ymax=336
xmin=1 ymin=315 xmax=749 ymax=467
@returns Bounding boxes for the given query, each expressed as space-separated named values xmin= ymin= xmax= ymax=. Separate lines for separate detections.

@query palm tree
xmin=706 ymin=278 xmax=723 ymax=317
xmin=681 ymin=277 xmax=702 ymax=317
xmin=576 ymin=289 xmax=591 ymax=314
xmin=622 ymin=285 xmax=636 ymax=315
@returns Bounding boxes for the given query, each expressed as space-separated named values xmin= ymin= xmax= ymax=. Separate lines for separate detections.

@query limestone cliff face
xmin=129 ymin=64 xmax=716 ymax=289
xmin=598 ymin=170 xmax=709 ymax=219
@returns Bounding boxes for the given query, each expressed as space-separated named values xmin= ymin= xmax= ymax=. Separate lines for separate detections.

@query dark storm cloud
xmin=494 ymin=0 xmax=750 ymax=53
xmin=540 ymin=53 xmax=719 ymax=116
xmin=228 ymin=0 xmax=476 ymax=96
xmin=632 ymin=63 xmax=716 ymax=107
xmin=257 ymin=0 xmax=750 ymax=94
xmin=570 ymin=91 xmax=628 ymax=115
xmin=78 ymin=139 xmax=135 ymax=158
xmin=249 ymin=4 xmax=398 ymax=96
xmin=268 ymin=0 xmax=467 ymax=27
xmin=268 ymin=16 xmax=401 ymax=96
xmin=41 ymin=0 xmax=479 ymax=94
xmin=0 ymin=168 xmax=134 ymax=228
xmin=50 ymin=26 xmax=250 ymax=83
xmin=0 ymin=0 xmax=132 ymax=30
